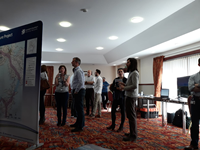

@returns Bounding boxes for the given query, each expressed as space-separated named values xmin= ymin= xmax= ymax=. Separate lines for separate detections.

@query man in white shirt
xmin=85 ymin=70 xmax=95 ymax=116
xmin=90 ymin=69 xmax=103 ymax=118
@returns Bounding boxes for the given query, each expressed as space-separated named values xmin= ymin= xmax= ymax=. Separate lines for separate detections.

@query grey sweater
xmin=124 ymin=70 xmax=139 ymax=98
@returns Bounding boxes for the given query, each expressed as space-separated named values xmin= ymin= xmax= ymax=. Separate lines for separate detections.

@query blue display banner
xmin=0 ymin=21 xmax=43 ymax=144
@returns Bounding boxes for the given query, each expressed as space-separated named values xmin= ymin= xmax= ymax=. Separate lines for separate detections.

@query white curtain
xmin=187 ymin=54 xmax=200 ymax=75
xmin=162 ymin=57 xmax=187 ymax=98
xmin=162 ymin=54 xmax=200 ymax=114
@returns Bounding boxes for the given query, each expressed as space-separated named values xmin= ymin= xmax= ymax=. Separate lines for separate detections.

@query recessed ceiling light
xmin=57 ymin=38 xmax=66 ymax=42
xmin=131 ymin=17 xmax=144 ymax=23
xmin=56 ymin=48 xmax=63 ymax=51
xmin=96 ymin=47 xmax=104 ymax=50
xmin=135 ymin=57 xmax=139 ymax=59
xmin=122 ymin=61 xmax=126 ymax=63
xmin=108 ymin=36 xmax=118 ymax=40
xmin=0 ymin=26 xmax=10 ymax=31
xmin=113 ymin=64 xmax=116 ymax=66
xmin=59 ymin=21 xmax=72 ymax=27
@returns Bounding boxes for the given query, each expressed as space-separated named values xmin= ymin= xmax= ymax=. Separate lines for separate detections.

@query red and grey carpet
xmin=0 ymin=107 xmax=197 ymax=150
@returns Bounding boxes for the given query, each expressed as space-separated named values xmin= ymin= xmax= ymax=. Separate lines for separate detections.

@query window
xmin=162 ymin=54 xmax=200 ymax=114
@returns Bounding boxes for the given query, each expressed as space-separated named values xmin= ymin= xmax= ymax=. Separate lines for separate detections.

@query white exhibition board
xmin=0 ymin=21 xmax=43 ymax=144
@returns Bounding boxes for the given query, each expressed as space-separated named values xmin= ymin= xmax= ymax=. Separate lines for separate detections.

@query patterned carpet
xmin=0 ymin=107 xmax=197 ymax=150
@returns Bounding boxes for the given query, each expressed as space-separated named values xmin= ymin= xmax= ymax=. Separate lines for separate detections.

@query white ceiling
xmin=1 ymin=0 xmax=200 ymax=65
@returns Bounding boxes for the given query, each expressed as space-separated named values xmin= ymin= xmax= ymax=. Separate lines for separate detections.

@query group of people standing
xmin=39 ymin=57 xmax=139 ymax=141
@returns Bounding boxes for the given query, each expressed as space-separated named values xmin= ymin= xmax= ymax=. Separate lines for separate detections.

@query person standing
xmin=70 ymin=57 xmax=85 ymax=132
xmin=185 ymin=58 xmax=200 ymax=150
xmin=102 ymin=77 xmax=109 ymax=109
xmin=90 ymin=69 xmax=103 ymax=118
xmin=70 ymin=68 xmax=77 ymax=118
xmin=85 ymin=70 xmax=95 ymax=116
xmin=119 ymin=58 xmax=139 ymax=142
xmin=39 ymin=65 xmax=48 ymax=124
xmin=55 ymin=65 xmax=70 ymax=126
xmin=107 ymin=68 xmax=127 ymax=132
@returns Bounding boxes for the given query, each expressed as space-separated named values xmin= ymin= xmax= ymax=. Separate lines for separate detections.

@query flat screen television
xmin=177 ymin=76 xmax=191 ymax=98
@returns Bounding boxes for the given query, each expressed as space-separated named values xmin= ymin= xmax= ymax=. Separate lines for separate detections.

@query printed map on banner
xmin=0 ymin=41 xmax=25 ymax=120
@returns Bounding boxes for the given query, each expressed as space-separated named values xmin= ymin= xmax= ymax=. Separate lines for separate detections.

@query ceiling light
xmin=122 ymin=61 xmax=126 ymax=63
xmin=151 ymin=51 xmax=155 ymax=53
xmin=57 ymin=38 xmax=66 ymax=42
xmin=135 ymin=57 xmax=139 ymax=59
xmin=59 ymin=21 xmax=72 ymax=27
xmin=108 ymin=36 xmax=118 ymax=40
xmin=96 ymin=47 xmax=104 ymax=50
xmin=0 ymin=26 xmax=10 ymax=31
xmin=113 ymin=64 xmax=116 ymax=66
xmin=131 ymin=17 xmax=144 ymax=23
xmin=56 ymin=48 xmax=63 ymax=51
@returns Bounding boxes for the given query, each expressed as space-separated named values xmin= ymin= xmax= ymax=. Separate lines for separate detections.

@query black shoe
xmin=71 ymin=128 xmax=83 ymax=132
xmin=184 ymin=145 xmax=198 ymax=150
xmin=124 ymin=133 xmax=130 ymax=136
xmin=70 ymin=124 xmax=77 ymax=127
xmin=117 ymin=126 xmax=123 ymax=132
xmin=61 ymin=122 xmax=65 ymax=126
xmin=107 ymin=125 xmax=115 ymax=130
xmin=123 ymin=136 xmax=136 ymax=142
xmin=57 ymin=123 xmax=61 ymax=126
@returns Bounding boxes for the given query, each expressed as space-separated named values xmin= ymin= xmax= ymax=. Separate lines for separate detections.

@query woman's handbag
xmin=40 ymin=73 xmax=50 ymax=91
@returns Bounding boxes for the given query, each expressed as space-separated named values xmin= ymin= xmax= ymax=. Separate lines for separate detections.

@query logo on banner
xmin=21 ymin=29 xmax=25 ymax=35
xmin=21 ymin=26 xmax=38 ymax=35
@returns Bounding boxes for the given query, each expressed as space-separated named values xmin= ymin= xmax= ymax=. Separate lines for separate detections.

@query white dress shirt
xmin=94 ymin=75 xmax=103 ymax=94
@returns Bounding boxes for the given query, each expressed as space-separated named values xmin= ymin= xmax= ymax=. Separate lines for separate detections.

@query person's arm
xmin=188 ymin=76 xmax=200 ymax=93
xmin=106 ymin=81 xmax=109 ymax=87
xmin=95 ymin=78 xmax=101 ymax=93
xmin=120 ymin=72 xmax=139 ymax=91
xmin=64 ymin=75 xmax=70 ymax=87
xmin=74 ymin=70 xmax=84 ymax=93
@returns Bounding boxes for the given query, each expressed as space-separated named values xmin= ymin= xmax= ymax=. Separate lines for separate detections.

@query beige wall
xmin=45 ymin=64 xmax=116 ymax=84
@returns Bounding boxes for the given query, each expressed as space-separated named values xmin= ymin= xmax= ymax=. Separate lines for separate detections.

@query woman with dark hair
xmin=40 ymin=65 xmax=48 ymax=124
xmin=119 ymin=58 xmax=139 ymax=142
xmin=55 ymin=65 xmax=70 ymax=126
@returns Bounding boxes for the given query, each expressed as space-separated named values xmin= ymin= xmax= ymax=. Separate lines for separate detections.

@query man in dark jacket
xmin=107 ymin=68 xmax=127 ymax=132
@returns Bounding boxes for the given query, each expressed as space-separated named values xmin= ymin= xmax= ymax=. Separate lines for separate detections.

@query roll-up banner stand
xmin=0 ymin=21 xmax=43 ymax=149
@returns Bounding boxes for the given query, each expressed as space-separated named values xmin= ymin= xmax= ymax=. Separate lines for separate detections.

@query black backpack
xmin=172 ymin=109 xmax=191 ymax=129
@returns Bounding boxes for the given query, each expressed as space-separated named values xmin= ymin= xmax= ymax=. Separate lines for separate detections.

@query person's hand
xmin=118 ymin=82 xmax=125 ymax=89
xmin=56 ymin=73 xmax=60 ymax=79
xmin=119 ymin=82 xmax=125 ymax=86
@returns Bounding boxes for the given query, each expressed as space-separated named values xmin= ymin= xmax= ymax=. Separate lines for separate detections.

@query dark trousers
xmin=71 ymin=92 xmax=77 ymax=117
xmin=126 ymin=96 xmax=137 ymax=139
xmin=190 ymin=96 xmax=200 ymax=147
xmin=40 ymin=90 xmax=46 ymax=120
xmin=102 ymin=92 xmax=108 ymax=109
xmin=85 ymin=88 xmax=94 ymax=115
xmin=55 ymin=92 xmax=69 ymax=124
xmin=111 ymin=98 xmax=125 ymax=128
xmin=73 ymin=89 xmax=85 ymax=129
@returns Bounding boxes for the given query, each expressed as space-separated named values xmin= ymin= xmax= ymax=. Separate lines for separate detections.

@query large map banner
xmin=0 ymin=21 xmax=42 ymax=144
